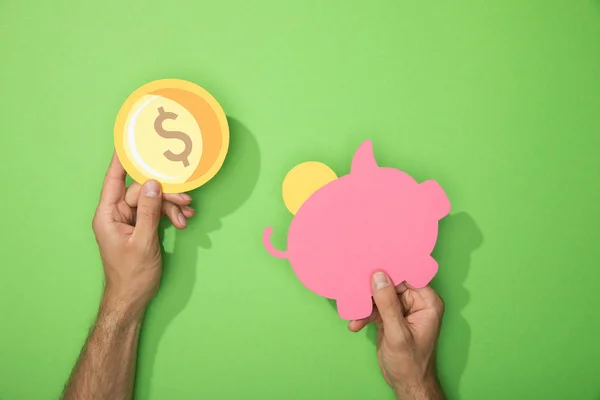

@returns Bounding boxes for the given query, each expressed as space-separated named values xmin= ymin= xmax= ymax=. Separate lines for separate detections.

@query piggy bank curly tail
xmin=262 ymin=227 xmax=288 ymax=259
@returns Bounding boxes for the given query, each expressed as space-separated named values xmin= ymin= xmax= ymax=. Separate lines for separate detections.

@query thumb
xmin=133 ymin=180 xmax=163 ymax=243
xmin=372 ymin=272 xmax=409 ymax=339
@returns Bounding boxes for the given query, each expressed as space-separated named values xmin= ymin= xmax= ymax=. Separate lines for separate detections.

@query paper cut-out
xmin=114 ymin=79 xmax=229 ymax=193
xmin=263 ymin=141 xmax=450 ymax=320
xmin=282 ymin=161 xmax=338 ymax=215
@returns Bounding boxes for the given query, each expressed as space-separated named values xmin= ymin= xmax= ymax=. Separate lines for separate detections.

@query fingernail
xmin=143 ymin=180 xmax=161 ymax=197
xmin=373 ymin=272 xmax=390 ymax=290
xmin=180 ymin=193 xmax=192 ymax=201
xmin=178 ymin=213 xmax=187 ymax=226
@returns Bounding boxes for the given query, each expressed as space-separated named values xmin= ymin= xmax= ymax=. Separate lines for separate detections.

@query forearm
xmin=62 ymin=295 xmax=145 ymax=400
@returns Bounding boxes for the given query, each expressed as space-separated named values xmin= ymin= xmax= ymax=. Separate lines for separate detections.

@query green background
xmin=1 ymin=0 xmax=600 ymax=399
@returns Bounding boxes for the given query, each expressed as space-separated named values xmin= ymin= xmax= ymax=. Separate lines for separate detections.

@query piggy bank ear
xmin=282 ymin=161 xmax=338 ymax=215
xmin=420 ymin=180 xmax=451 ymax=220
xmin=351 ymin=140 xmax=378 ymax=175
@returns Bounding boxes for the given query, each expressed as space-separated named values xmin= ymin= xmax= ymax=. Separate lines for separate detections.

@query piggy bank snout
xmin=420 ymin=180 xmax=450 ymax=220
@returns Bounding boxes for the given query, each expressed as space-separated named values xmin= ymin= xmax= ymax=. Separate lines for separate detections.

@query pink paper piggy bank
xmin=263 ymin=141 xmax=450 ymax=320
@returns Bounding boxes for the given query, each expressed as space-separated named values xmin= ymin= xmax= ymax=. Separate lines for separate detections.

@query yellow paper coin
xmin=282 ymin=161 xmax=338 ymax=215
xmin=114 ymin=79 xmax=229 ymax=193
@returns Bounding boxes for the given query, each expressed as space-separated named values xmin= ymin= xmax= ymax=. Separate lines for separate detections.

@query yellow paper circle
xmin=114 ymin=79 xmax=229 ymax=193
xmin=282 ymin=161 xmax=338 ymax=215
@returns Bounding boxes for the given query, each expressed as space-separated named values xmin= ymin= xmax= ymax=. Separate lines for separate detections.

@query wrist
xmin=99 ymin=290 xmax=148 ymax=325
xmin=393 ymin=373 xmax=443 ymax=400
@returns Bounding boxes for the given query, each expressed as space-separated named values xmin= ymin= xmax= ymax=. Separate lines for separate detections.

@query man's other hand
xmin=349 ymin=272 xmax=445 ymax=400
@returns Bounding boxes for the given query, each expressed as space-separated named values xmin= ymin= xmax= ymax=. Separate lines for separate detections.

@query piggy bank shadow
xmin=329 ymin=212 xmax=482 ymax=398
xmin=429 ymin=212 xmax=482 ymax=399
xmin=135 ymin=117 xmax=261 ymax=398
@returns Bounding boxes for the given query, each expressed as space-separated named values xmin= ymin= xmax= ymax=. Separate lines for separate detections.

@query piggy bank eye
xmin=282 ymin=161 xmax=338 ymax=215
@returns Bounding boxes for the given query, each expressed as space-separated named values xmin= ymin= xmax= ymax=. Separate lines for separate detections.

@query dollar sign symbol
xmin=154 ymin=106 xmax=193 ymax=167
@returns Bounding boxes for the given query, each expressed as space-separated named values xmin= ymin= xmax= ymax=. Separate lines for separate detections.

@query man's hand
xmin=349 ymin=272 xmax=445 ymax=400
xmin=62 ymin=153 xmax=195 ymax=400
xmin=92 ymin=153 xmax=195 ymax=319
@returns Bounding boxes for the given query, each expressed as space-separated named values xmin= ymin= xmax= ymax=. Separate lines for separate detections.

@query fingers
xmin=165 ymin=193 xmax=193 ymax=206
xmin=415 ymin=285 xmax=445 ymax=317
xmin=163 ymin=201 xmax=188 ymax=229
xmin=349 ymin=277 xmax=438 ymax=334
xmin=372 ymin=272 xmax=409 ymax=339
xmin=132 ymin=181 xmax=163 ymax=243
xmin=400 ymin=282 xmax=445 ymax=316
xmin=395 ymin=282 xmax=409 ymax=294
xmin=124 ymin=182 xmax=195 ymax=228
xmin=99 ymin=152 xmax=126 ymax=206
xmin=125 ymin=183 xmax=192 ymax=207
xmin=163 ymin=204 xmax=195 ymax=229
xmin=348 ymin=308 xmax=380 ymax=332
xmin=349 ymin=273 xmax=407 ymax=333
xmin=181 ymin=206 xmax=195 ymax=218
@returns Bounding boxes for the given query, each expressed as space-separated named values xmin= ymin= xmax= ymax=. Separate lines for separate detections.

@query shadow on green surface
xmin=135 ymin=117 xmax=261 ymax=399
xmin=186 ymin=116 xmax=262 ymax=250
xmin=327 ymin=212 xmax=482 ymax=399
xmin=430 ymin=212 xmax=482 ymax=399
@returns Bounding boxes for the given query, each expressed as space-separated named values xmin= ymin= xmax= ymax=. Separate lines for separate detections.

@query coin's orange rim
xmin=114 ymin=78 xmax=229 ymax=193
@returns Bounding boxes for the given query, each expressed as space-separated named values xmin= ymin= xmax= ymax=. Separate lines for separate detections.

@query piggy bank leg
xmin=336 ymin=296 xmax=374 ymax=321
xmin=406 ymin=256 xmax=439 ymax=288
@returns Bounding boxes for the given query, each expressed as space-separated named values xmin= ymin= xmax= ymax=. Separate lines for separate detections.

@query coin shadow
xmin=186 ymin=116 xmax=262 ymax=249
xmin=135 ymin=117 xmax=261 ymax=399
xmin=327 ymin=212 xmax=482 ymax=399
